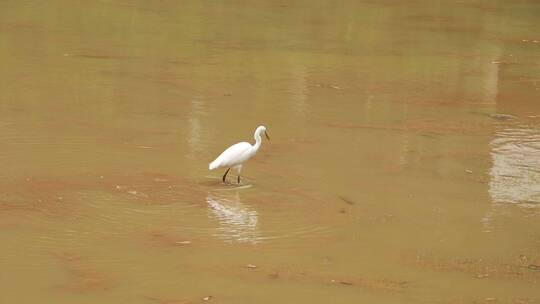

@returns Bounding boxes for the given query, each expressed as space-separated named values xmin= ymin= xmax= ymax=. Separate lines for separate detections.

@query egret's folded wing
xmin=209 ymin=142 xmax=252 ymax=169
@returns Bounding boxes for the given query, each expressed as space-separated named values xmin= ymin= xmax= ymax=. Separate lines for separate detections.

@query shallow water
xmin=1 ymin=1 xmax=540 ymax=303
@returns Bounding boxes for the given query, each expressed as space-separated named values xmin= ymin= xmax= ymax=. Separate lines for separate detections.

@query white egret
xmin=209 ymin=126 xmax=270 ymax=183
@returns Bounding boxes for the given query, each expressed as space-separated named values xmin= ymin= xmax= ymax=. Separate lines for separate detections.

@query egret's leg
xmin=235 ymin=165 xmax=243 ymax=184
xmin=222 ymin=168 xmax=230 ymax=182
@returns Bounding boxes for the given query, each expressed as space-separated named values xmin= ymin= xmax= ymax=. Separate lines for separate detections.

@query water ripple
xmin=205 ymin=190 xmax=336 ymax=245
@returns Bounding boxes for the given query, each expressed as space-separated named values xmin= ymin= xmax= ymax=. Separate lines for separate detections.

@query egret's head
xmin=255 ymin=125 xmax=270 ymax=140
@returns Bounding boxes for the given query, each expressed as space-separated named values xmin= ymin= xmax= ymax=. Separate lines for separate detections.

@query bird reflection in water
xmin=206 ymin=191 xmax=261 ymax=243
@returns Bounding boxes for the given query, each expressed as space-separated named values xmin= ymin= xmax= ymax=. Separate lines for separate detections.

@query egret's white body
xmin=209 ymin=126 xmax=269 ymax=183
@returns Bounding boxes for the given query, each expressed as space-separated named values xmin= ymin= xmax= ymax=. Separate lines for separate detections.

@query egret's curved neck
xmin=252 ymin=131 xmax=262 ymax=151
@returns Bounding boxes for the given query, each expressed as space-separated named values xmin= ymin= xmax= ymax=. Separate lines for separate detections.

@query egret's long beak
xmin=265 ymin=131 xmax=270 ymax=140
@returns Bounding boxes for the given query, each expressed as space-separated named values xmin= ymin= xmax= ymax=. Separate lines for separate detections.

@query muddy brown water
xmin=1 ymin=1 xmax=540 ymax=303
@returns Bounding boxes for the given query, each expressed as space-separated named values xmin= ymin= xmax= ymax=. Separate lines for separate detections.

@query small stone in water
xmin=203 ymin=296 xmax=212 ymax=301
xmin=465 ymin=170 xmax=473 ymax=174
xmin=339 ymin=196 xmax=355 ymax=205
xmin=246 ymin=264 xmax=257 ymax=269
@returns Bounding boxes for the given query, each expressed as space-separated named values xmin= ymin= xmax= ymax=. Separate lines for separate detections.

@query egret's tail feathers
xmin=209 ymin=159 xmax=220 ymax=170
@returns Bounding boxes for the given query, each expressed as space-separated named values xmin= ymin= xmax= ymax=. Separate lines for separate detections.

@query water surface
xmin=1 ymin=1 xmax=540 ymax=303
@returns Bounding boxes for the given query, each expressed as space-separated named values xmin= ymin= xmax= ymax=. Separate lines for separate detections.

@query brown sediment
xmin=272 ymin=187 xmax=329 ymax=204
xmin=143 ymin=295 xmax=193 ymax=304
xmin=402 ymin=14 xmax=457 ymax=25
xmin=253 ymin=161 xmax=307 ymax=180
xmin=203 ymin=264 xmax=409 ymax=293
xmin=147 ymin=229 xmax=199 ymax=248
xmin=0 ymin=186 xmax=80 ymax=219
xmin=515 ymin=77 xmax=540 ymax=86
xmin=402 ymin=119 xmax=492 ymax=135
xmin=0 ymin=21 xmax=56 ymax=33
xmin=437 ymin=296 xmax=538 ymax=304
xmin=100 ymin=69 xmax=196 ymax=91
xmin=455 ymin=0 xmax=500 ymax=12
xmin=52 ymin=252 xmax=84 ymax=262
xmin=421 ymin=149 xmax=490 ymax=160
xmin=53 ymin=252 xmax=111 ymax=293
xmin=269 ymin=268 xmax=409 ymax=292
xmin=74 ymin=52 xmax=133 ymax=60
xmin=323 ymin=118 xmax=492 ymax=136
xmin=398 ymin=16 xmax=484 ymax=34
xmin=402 ymin=252 xmax=540 ymax=282
xmin=408 ymin=97 xmax=498 ymax=107
xmin=360 ymin=0 xmax=423 ymax=7
xmin=0 ymin=172 xmax=207 ymax=209
xmin=261 ymin=138 xmax=320 ymax=154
